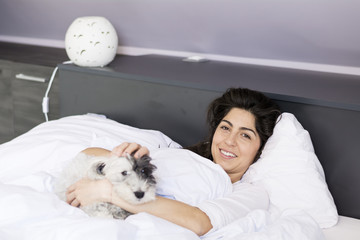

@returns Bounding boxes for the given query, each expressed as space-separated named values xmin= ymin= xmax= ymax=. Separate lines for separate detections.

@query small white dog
xmin=54 ymin=152 xmax=157 ymax=219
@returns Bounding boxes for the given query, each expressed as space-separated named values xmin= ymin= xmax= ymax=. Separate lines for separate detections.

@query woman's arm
xmin=112 ymin=194 xmax=213 ymax=236
xmin=82 ymin=142 xmax=150 ymax=158
xmin=81 ymin=147 xmax=112 ymax=157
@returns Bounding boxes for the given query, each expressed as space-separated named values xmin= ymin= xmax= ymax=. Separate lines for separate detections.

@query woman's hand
xmin=111 ymin=142 xmax=149 ymax=158
xmin=66 ymin=178 xmax=113 ymax=207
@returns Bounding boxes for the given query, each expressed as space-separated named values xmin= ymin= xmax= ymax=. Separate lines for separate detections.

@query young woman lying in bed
xmin=66 ymin=88 xmax=281 ymax=236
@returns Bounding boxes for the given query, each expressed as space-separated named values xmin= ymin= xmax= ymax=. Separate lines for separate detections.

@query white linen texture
xmin=242 ymin=112 xmax=338 ymax=228
xmin=0 ymin=113 xmax=328 ymax=240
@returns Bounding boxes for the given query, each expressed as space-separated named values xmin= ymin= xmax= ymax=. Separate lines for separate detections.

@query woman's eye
xmin=242 ymin=133 xmax=251 ymax=139
xmin=220 ymin=126 xmax=229 ymax=131
xmin=121 ymin=171 xmax=128 ymax=176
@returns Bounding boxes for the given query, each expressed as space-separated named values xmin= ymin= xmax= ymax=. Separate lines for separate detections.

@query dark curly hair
xmin=186 ymin=88 xmax=281 ymax=162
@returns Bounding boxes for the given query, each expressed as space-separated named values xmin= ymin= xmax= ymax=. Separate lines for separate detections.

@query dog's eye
xmin=141 ymin=168 xmax=150 ymax=176
xmin=121 ymin=171 xmax=128 ymax=176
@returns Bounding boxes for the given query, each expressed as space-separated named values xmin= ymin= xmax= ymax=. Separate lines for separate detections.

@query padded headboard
xmin=58 ymin=54 xmax=360 ymax=220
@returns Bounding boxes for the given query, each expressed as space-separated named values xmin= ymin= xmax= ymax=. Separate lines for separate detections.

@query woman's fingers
xmin=111 ymin=142 xmax=149 ymax=158
xmin=66 ymin=189 xmax=80 ymax=207
xmin=111 ymin=142 xmax=130 ymax=156
xmin=66 ymin=182 xmax=81 ymax=206
xmin=66 ymin=186 xmax=76 ymax=204
xmin=121 ymin=142 xmax=141 ymax=156
xmin=134 ymin=146 xmax=150 ymax=158
xmin=70 ymin=198 xmax=80 ymax=207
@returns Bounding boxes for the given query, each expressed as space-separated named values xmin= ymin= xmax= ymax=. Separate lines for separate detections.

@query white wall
xmin=0 ymin=0 xmax=360 ymax=72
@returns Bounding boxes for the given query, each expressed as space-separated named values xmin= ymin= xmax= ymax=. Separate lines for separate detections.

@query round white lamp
xmin=65 ymin=16 xmax=118 ymax=67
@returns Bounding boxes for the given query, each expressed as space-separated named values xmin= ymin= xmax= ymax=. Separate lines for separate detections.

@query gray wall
xmin=1 ymin=0 xmax=360 ymax=68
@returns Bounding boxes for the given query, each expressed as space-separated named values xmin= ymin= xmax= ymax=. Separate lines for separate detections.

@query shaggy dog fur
xmin=54 ymin=152 xmax=157 ymax=219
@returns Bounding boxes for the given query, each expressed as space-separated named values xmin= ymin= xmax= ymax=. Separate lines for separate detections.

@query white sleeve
xmin=196 ymin=182 xmax=269 ymax=233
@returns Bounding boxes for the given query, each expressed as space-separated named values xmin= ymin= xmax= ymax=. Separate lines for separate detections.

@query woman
xmin=66 ymin=88 xmax=281 ymax=236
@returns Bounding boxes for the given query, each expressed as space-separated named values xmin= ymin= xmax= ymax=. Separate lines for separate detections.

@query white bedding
xmin=0 ymin=114 xmax=338 ymax=240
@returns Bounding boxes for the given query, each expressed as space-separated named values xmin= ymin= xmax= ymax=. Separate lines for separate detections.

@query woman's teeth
xmin=221 ymin=149 xmax=236 ymax=157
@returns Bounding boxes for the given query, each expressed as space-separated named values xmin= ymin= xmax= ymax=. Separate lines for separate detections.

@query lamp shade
xmin=65 ymin=16 xmax=118 ymax=67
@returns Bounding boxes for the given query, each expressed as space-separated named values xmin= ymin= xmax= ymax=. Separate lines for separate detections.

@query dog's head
xmin=94 ymin=154 xmax=157 ymax=204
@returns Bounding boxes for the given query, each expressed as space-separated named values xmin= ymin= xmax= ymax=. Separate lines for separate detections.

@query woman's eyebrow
xmin=222 ymin=119 xmax=257 ymax=136
xmin=240 ymin=127 xmax=257 ymax=136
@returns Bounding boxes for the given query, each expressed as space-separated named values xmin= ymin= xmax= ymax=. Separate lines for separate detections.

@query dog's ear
xmin=125 ymin=153 xmax=136 ymax=165
xmin=139 ymin=155 xmax=152 ymax=163
xmin=140 ymin=155 xmax=157 ymax=170
xmin=125 ymin=152 xmax=132 ymax=161
xmin=96 ymin=162 xmax=106 ymax=175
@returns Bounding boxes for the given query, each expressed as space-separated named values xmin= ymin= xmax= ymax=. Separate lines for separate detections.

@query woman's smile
xmin=219 ymin=148 xmax=237 ymax=159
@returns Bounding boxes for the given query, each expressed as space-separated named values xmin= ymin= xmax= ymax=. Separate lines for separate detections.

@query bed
xmin=1 ymin=54 xmax=360 ymax=239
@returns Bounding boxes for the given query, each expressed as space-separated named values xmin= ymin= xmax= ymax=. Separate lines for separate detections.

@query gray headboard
xmin=58 ymin=54 xmax=360 ymax=220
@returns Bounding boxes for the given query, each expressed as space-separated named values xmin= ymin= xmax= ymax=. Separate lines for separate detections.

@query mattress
xmin=323 ymin=216 xmax=360 ymax=240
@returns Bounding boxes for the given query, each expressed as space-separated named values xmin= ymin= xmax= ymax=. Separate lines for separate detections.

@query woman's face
xmin=211 ymin=108 xmax=261 ymax=183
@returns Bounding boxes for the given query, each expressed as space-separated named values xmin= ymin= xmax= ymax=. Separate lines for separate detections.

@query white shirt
xmin=197 ymin=181 xmax=269 ymax=233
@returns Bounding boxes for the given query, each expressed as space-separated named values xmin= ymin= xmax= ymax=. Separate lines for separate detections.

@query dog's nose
xmin=134 ymin=191 xmax=145 ymax=199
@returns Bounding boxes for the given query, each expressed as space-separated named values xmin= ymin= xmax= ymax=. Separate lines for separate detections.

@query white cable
xmin=43 ymin=60 xmax=73 ymax=121
xmin=42 ymin=96 xmax=50 ymax=122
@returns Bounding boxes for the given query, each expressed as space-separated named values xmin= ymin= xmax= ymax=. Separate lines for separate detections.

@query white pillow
xmin=241 ymin=113 xmax=338 ymax=228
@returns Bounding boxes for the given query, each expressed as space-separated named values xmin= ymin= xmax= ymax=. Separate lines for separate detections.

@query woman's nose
xmin=225 ymin=133 xmax=236 ymax=146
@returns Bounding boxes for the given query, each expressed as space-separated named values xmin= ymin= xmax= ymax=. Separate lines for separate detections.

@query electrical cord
xmin=42 ymin=60 xmax=73 ymax=122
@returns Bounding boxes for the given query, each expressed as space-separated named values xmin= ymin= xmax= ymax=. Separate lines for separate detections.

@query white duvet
xmin=0 ymin=114 xmax=326 ymax=240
